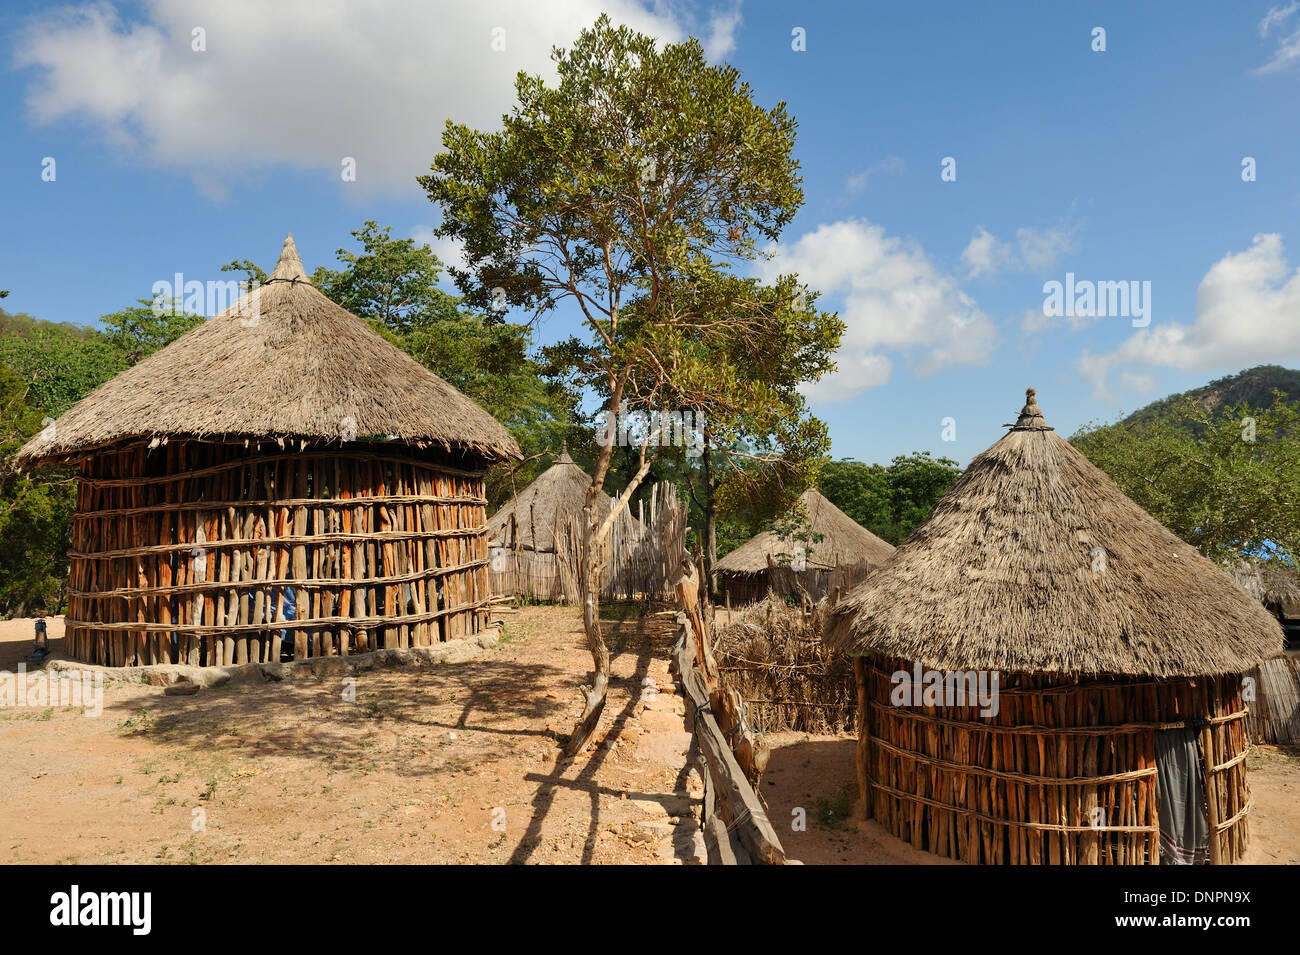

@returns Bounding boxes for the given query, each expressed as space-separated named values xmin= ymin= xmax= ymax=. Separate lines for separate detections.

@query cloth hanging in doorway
xmin=1156 ymin=727 xmax=1210 ymax=865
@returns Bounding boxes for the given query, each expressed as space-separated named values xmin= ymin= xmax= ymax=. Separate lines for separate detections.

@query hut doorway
xmin=1154 ymin=727 xmax=1210 ymax=865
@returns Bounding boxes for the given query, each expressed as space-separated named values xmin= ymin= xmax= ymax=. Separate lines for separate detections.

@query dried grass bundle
xmin=714 ymin=594 xmax=855 ymax=734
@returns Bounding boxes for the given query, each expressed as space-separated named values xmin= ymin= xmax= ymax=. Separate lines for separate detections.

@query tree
xmin=100 ymin=299 xmax=205 ymax=365
xmin=0 ymin=365 xmax=76 ymax=615
xmin=820 ymin=452 xmax=961 ymax=545
xmin=313 ymin=221 xmax=457 ymax=334
xmin=1072 ymin=393 xmax=1300 ymax=565
xmin=422 ymin=17 xmax=838 ymax=755
xmin=220 ymin=258 xmax=268 ymax=287
xmin=0 ymin=325 xmax=126 ymax=417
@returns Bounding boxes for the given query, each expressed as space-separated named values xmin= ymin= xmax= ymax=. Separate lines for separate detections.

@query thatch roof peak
xmin=17 ymin=235 xmax=521 ymax=466
xmin=827 ymin=387 xmax=1284 ymax=677
xmin=1006 ymin=387 xmax=1053 ymax=431
xmin=715 ymin=487 xmax=894 ymax=574
xmin=268 ymin=233 xmax=308 ymax=283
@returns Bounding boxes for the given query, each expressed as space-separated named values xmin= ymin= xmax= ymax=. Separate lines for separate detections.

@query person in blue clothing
xmin=277 ymin=585 xmax=297 ymax=660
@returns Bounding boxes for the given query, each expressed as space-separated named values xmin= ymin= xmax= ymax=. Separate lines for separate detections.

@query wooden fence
xmin=1245 ymin=654 xmax=1300 ymax=744
xmin=722 ymin=558 xmax=875 ymax=610
xmin=672 ymin=571 xmax=787 ymax=865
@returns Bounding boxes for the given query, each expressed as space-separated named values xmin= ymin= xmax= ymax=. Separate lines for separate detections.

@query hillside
xmin=1122 ymin=365 xmax=1300 ymax=428
xmin=0 ymin=307 xmax=97 ymax=340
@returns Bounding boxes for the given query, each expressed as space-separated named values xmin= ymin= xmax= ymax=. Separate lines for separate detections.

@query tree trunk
xmin=702 ymin=443 xmax=718 ymax=597
xmin=564 ymin=501 xmax=609 ymax=757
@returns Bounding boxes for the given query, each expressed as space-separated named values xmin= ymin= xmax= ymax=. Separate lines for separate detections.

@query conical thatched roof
xmin=17 ymin=235 xmax=520 ymax=466
xmin=1230 ymin=557 xmax=1300 ymax=620
xmin=488 ymin=450 xmax=638 ymax=552
xmin=826 ymin=389 xmax=1284 ymax=677
xmin=715 ymin=488 xmax=895 ymax=574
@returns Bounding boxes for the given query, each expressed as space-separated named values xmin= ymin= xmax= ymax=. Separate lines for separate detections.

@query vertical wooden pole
xmin=854 ymin=655 xmax=872 ymax=820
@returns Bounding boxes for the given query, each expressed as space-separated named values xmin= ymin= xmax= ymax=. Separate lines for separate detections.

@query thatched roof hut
xmin=1230 ymin=558 xmax=1300 ymax=626
xmin=715 ymin=488 xmax=893 ymax=605
xmin=20 ymin=235 xmax=519 ymax=667
xmin=487 ymin=450 xmax=642 ymax=602
xmin=489 ymin=451 xmax=613 ymax=553
xmin=827 ymin=388 xmax=1283 ymax=865
xmin=1229 ymin=557 xmax=1300 ymax=743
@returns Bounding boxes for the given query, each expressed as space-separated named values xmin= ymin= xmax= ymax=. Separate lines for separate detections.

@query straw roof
xmin=1230 ymin=557 xmax=1300 ymax=620
xmin=715 ymin=488 xmax=895 ymax=574
xmin=17 ymin=235 xmax=520 ymax=466
xmin=826 ymin=388 xmax=1284 ymax=677
xmin=488 ymin=450 xmax=637 ymax=552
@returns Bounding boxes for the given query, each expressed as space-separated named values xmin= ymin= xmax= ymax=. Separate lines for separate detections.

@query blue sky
xmin=3 ymin=1 xmax=1298 ymax=466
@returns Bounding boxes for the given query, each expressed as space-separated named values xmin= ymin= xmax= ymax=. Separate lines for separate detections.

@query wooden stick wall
xmin=65 ymin=440 xmax=492 ymax=666
xmin=857 ymin=654 xmax=1251 ymax=865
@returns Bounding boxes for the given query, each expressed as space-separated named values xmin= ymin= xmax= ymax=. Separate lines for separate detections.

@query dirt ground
xmin=0 ymin=606 xmax=703 ymax=865
xmin=2 ymin=611 xmax=1297 ymax=864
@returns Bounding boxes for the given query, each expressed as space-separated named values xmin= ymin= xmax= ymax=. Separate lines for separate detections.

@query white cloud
xmin=1256 ymin=3 xmax=1300 ymax=73
xmin=1079 ymin=233 xmax=1300 ymax=397
xmin=1259 ymin=2 xmax=1297 ymax=36
xmin=961 ymin=227 xmax=1011 ymax=278
xmin=845 ymin=155 xmax=906 ymax=194
xmin=411 ymin=225 xmax=467 ymax=279
xmin=758 ymin=219 xmax=996 ymax=403
xmin=701 ymin=1 xmax=742 ymax=61
xmin=961 ymin=222 xmax=1077 ymax=278
xmin=14 ymin=0 xmax=740 ymax=197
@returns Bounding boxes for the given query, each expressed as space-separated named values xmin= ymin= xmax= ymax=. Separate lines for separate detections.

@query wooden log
xmin=854 ymin=655 xmax=872 ymax=820
xmin=292 ymin=459 xmax=308 ymax=660
xmin=673 ymin=626 xmax=785 ymax=864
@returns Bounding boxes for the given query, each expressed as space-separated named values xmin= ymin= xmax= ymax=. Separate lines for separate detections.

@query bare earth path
xmin=0 ymin=607 xmax=701 ymax=865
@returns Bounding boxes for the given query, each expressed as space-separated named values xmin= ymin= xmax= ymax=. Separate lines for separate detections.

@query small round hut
xmin=1230 ymin=557 xmax=1300 ymax=744
xmin=17 ymin=235 xmax=520 ymax=667
xmin=716 ymin=488 xmax=894 ymax=606
xmin=487 ymin=449 xmax=640 ymax=602
xmin=827 ymin=389 xmax=1283 ymax=865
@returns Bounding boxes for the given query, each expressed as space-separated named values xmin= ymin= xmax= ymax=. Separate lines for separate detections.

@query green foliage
xmin=100 ymin=299 xmax=205 ymax=365
xmin=1072 ymin=392 xmax=1300 ymax=565
xmin=1123 ymin=365 xmax=1300 ymax=433
xmin=313 ymin=221 xmax=459 ymax=334
xmin=220 ymin=258 xmax=268 ymax=287
xmin=0 ymin=365 xmax=75 ymax=614
xmin=0 ymin=324 xmax=126 ymax=418
xmin=819 ymin=452 xmax=962 ymax=546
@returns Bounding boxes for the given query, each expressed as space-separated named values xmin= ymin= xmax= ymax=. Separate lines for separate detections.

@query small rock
xmin=164 ymin=682 xmax=199 ymax=696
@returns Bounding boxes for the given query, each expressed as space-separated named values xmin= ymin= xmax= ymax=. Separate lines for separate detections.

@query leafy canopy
xmin=1073 ymin=393 xmax=1300 ymax=565
xmin=421 ymin=15 xmax=839 ymax=521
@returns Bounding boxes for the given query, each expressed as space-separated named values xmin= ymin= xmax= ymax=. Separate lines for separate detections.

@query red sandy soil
xmin=0 ymin=606 xmax=702 ymax=865
xmin=2 ymin=612 xmax=1296 ymax=864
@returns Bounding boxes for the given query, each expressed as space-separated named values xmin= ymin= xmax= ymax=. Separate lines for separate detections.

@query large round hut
xmin=487 ymin=449 xmax=641 ymax=602
xmin=716 ymin=488 xmax=894 ymax=606
xmin=17 ymin=235 xmax=520 ymax=667
xmin=827 ymin=389 xmax=1283 ymax=865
